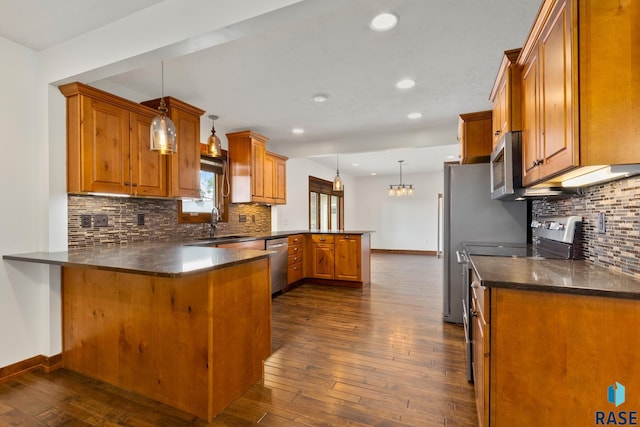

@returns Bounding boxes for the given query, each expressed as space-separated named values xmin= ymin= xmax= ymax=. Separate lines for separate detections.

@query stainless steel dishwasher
xmin=265 ymin=238 xmax=288 ymax=294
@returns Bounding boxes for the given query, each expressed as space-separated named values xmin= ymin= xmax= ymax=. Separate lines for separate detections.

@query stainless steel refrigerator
xmin=442 ymin=162 xmax=527 ymax=323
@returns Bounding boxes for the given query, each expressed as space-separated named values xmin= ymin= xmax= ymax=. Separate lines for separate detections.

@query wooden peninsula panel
xmin=62 ymin=257 xmax=271 ymax=420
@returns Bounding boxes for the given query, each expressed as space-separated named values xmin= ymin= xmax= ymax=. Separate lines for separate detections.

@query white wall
xmin=352 ymin=171 xmax=443 ymax=251
xmin=0 ymin=36 xmax=52 ymax=367
xmin=272 ymin=157 xmax=357 ymax=231
xmin=273 ymin=158 xmax=444 ymax=251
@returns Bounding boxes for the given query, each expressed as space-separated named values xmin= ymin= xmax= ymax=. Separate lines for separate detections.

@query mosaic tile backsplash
xmin=532 ymin=175 xmax=640 ymax=278
xmin=68 ymin=195 xmax=272 ymax=249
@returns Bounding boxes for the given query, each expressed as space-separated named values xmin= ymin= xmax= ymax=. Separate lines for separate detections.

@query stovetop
xmin=463 ymin=215 xmax=583 ymax=260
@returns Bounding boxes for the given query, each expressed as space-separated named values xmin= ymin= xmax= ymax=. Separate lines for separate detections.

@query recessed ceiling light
xmin=352 ymin=163 xmax=360 ymax=167
xmin=292 ymin=128 xmax=304 ymax=134
xmin=370 ymin=13 xmax=398 ymax=31
xmin=312 ymin=94 xmax=329 ymax=103
xmin=408 ymin=112 xmax=423 ymax=119
xmin=370 ymin=172 xmax=377 ymax=176
xmin=396 ymin=78 xmax=416 ymax=89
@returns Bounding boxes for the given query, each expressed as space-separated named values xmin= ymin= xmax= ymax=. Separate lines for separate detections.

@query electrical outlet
xmin=94 ymin=214 xmax=108 ymax=227
xmin=239 ymin=214 xmax=247 ymax=223
xmin=252 ymin=215 xmax=255 ymax=223
xmin=81 ymin=214 xmax=91 ymax=228
xmin=137 ymin=213 xmax=145 ymax=226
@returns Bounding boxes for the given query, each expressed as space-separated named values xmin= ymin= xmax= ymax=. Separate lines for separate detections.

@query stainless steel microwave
xmin=490 ymin=132 xmax=522 ymax=200
xmin=490 ymin=132 xmax=577 ymax=200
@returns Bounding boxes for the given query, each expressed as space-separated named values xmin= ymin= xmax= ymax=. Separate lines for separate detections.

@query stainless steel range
xmin=458 ymin=215 xmax=583 ymax=382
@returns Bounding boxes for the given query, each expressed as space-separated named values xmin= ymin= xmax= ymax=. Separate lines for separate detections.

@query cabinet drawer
xmin=288 ymin=263 xmax=303 ymax=284
xmin=288 ymin=244 xmax=302 ymax=256
xmin=288 ymin=234 xmax=303 ymax=245
xmin=310 ymin=234 xmax=334 ymax=244
xmin=288 ymin=253 xmax=303 ymax=266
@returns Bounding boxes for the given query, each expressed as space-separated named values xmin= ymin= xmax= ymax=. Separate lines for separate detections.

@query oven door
xmin=457 ymin=250 xmax=473 ymax=383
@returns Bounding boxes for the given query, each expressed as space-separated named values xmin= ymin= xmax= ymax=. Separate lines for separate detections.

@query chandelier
xmin=388 ymin=160 xmax=414 ymax=196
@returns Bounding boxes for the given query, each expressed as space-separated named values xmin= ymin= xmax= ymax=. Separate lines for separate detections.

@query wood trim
xmin=0 ymin=354 xmax=63 ymax=382
xmin=489 ymin=48 xmax=522 ymax=101
xmin=59 ymin=82 xmax=158 ymax=116
xmin=371 ymin=249 xmax=437 ymax=256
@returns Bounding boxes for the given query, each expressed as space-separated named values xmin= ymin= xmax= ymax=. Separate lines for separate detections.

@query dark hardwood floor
xmin=0 ymin=254 xmax=477 ymax=426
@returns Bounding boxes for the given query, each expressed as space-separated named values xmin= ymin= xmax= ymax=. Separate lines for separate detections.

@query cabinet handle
xmin=294 ymin=256 xmax=299 ymax=261
xmin=124 ymin=181 xmax=130 ymax=186
xmin=494 ymin=130 xmax=500 ymax=136
xmin=471 ymin=282 xmax=480 ymax=289
xmin=132 ymin=183 xmax=138 ymax=187
xmin=319 ymin=238 xmax=326 ymax=241
xmin=345 ymin=235 xmax=350 ymax=239
xmin=471 ymin=309 xmax=478 ymax=317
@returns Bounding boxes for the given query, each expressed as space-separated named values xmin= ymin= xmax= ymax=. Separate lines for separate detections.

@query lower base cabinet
xmin=304 ymin=233 xmax=370 ymax=288
xmin=475 ymin=280 xmax=640 ymax=425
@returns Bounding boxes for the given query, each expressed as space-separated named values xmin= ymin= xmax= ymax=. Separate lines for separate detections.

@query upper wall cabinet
xmin=227 ymin=130 xmax=287 ymax=204
xmin=518 ymin=0 xmax=640 ymax=186
xmin=60 ymin=82 xmax=167 ymax=197
xmin=489 ymin=49 xmax=522 ymax=149
xmin=141 ymin=97 xmax=204 ymax=198
xmin=458 ymin=110 xmax=493 ymax=164
xmin=60 ymin=83 xmax=205 ymax=198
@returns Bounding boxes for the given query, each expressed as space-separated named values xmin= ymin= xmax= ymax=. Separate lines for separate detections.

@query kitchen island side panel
xmin=61 ymin=257 xmax=271 ymax=421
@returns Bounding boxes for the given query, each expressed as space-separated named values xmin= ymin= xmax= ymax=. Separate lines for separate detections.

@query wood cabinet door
xmin=275 ymin=156 xmax=287 ymax=204
xmin=492 ymin=77 xmax=508 ymax=148
xmin=251 ymin=139 xmax=266 ymax=202
xmin=334 ymin=235 xmax=361 ymax=282
xmin=539 ymin=0 xmax=575 ymax=179
xmin=263 ymin=152 xmax=276 ymax=203
xmin=130 ymin=111 xmax=167 ymax=197
xmin=167 ymin=107 xmax=201 ymax=198
xmin=521 ymin=47 xmax=541 ymax=186
xmin=81 ymin=96 xmax=131 ymax=194
xmin=310 ymin=243 xmax=334 ymax=280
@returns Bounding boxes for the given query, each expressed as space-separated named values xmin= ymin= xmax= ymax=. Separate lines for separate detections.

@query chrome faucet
xmin=210 ymin=206 xmax=220 ymax=238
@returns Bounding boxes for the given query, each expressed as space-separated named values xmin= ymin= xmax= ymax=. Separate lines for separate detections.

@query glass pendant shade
xmin=207 ymin=115 xmax=222 ymax=157
xmin=150 ymin=62 xmax=177 ymax=154
xmin=150 ymin=99 xmax=177 ymax=154
xmin=333 ymin=174 xmax=343 ymax=191
xmin=333 ymin=155 xmax=343 ymax=191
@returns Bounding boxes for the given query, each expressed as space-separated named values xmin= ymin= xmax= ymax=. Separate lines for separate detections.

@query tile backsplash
xmin=532 ymin=176 xmax=640 ymax=278
xmin=68 ymin=195 xmax=271 ymax=249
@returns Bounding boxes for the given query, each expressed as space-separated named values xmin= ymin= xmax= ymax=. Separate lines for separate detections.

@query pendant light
xmin=388 ymin=160 xmax=414 ymax=196
xmin=206 ymin=115 xmax=222 ymax=157
xmin=333 ymin=155 xmax=343 ymax=191
xmin=150 ymin=61 xmax=177 ymax=154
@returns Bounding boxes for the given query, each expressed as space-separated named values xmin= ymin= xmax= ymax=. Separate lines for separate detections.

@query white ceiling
xmin=0 ymin=0 xmax=541 ymax=178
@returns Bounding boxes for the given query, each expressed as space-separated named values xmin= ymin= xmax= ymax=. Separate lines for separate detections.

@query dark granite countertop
xmin=470 ymin=255 xmax=640 ymax=299
xmin=3 ymin=242 xmax=272 ymax=278
xmin=189 ymin=230 xmax=373 ymax=245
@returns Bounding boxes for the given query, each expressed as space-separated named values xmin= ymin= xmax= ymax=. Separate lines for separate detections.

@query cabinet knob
xmin=124 ymin=181 xmax=130 ymax=186
xmin=345 ymin=235 xmax=350 ymax=239
xmin=294 ymin=256 xmax=299 ymax=262
xmin=294 ymin=247 xmax=298 ymax=252
xmin=293 ymin=266 xmax=298 ymax=271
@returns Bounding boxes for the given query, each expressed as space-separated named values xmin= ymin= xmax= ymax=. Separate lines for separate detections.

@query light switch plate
xmin=597 ymin=212 xmax=606 ymax=234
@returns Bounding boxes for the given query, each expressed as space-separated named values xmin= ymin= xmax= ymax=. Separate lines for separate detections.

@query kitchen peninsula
xmin=3 ymin=243 xmax=272 ymax=421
